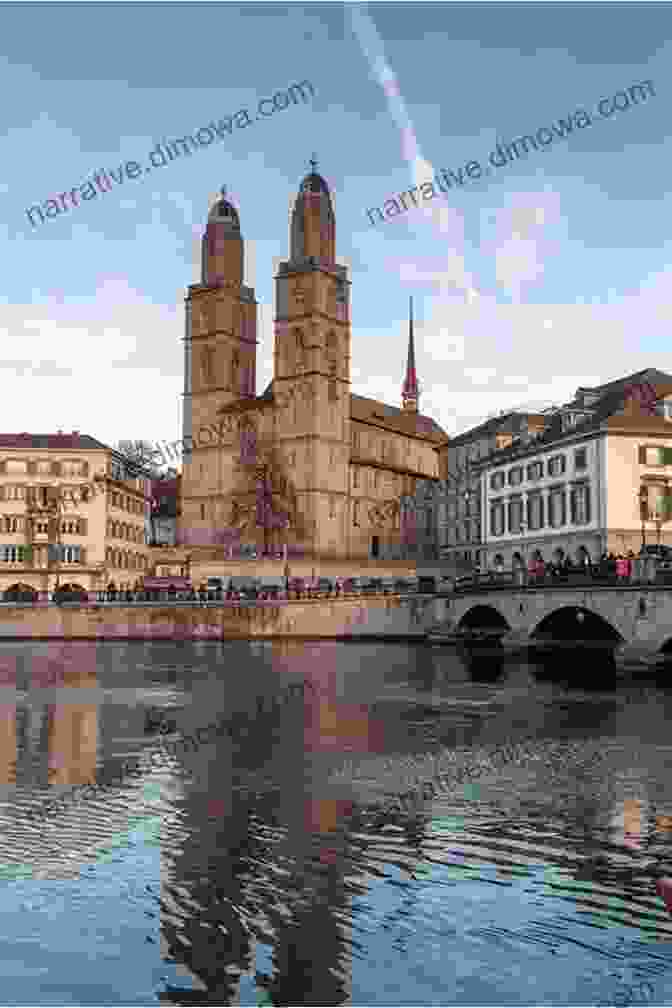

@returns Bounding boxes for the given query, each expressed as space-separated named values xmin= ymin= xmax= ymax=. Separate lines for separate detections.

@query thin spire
xmin=402 ymin=295 xmax=419 ymax=412
xmin=309 ymin=154 xmax=318 ymax=172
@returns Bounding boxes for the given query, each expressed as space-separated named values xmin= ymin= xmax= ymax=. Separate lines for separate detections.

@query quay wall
xmin=0 ymin=596 xmax=448 ymax=641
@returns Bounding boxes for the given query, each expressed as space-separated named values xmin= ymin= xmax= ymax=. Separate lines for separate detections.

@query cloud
xmin=349 ymin=265 xmax=672 ymax=436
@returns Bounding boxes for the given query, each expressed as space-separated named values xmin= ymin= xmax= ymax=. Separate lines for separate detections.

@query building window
xmin=329 ymin=496 xmax=336 ymax=519
xmin=508 ymin=497 xmax=523 ymax=533
xmin=490 ymin=501 xmax=505 ymax=536
xmin=646 ymin=483 xmax=670 ymax=520
xmin=548 ymin=455 xmax=566 ymax=477
xmin=508 ymin=466 xmax=523 ymax=487
xmin=526 ymin=461 xmax=543 ymax=481
xmin=490 ymin=471 xmax=505 ymax=491
xmin=352 ymin=431 xmax=360 ymax=454
xmin=570 ymin=484 xmax=591 ymax=525
xmin=548 ymin=489 xmax=566 ymax=528
xmin=640 ymin=445 xmax=672 ymax=466
xmin=371 ymin=535 xmax=380 ymax=558
xmin=200 ymin=501 xmax=206 ymax=520
xmin=527 ymin=494 xmax=544 ymax=531
xmin=353 ymin=501 xmax=359 ymax=526
xmin=352 ymin=468 xmax=359 ymax=489
xmin=574 ymin=448 xmax=587 ymax=470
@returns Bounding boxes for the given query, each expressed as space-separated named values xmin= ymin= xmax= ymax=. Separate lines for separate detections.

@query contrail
xmin=349 ymin=4 xmax=480 ymax=303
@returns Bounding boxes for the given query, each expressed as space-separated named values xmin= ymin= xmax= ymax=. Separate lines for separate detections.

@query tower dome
xmin=202 ymin=186 xmax=243 ymax=287
xmin=290 ymin=158 xmax=335 ymax=263
xmin=208 ymin=187 xmax=240 ymax=229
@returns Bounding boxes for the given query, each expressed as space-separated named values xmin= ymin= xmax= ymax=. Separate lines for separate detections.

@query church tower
xmin=273 ymin=162 xmax=352 ymax=559
xmin=401 ymin=296 xmax=419 ymax=413
xmin=181 ymin=188 xmax=259 ymax=545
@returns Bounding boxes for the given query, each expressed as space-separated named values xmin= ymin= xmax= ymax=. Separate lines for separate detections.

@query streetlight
xmin=636 ymin=485 xmax=648 ymax=551
xmin=462 ymin=488 xmax=472 ymax=570
xmin=519 ymin=517 xmax=528 ymax=585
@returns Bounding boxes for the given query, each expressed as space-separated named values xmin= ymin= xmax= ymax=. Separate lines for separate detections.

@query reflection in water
xmin=3 ymin=640 xmax=672 ymax=1004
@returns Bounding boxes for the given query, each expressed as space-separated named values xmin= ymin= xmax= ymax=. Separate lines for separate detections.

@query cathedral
xmin=180 ymin=164 xmax=448 ymax=568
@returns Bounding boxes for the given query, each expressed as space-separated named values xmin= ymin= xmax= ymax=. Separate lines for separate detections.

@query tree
xmin=114 ymin=440 xmax=164 ymax=478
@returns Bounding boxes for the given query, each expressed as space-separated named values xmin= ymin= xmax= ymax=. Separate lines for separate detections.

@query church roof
xmin=208 ymin=187 xmax=240 ymax=229
xmin=252 ymin=383 xmax=447 ymax=442
xmin=300 ymin=171 xmax=331 ymax=195
xmin=350 ymin=394 xmax=448 ymax=443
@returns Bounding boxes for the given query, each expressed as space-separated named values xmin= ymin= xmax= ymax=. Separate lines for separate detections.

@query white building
xmin=478 ymin=368 xmax=672 ymax=570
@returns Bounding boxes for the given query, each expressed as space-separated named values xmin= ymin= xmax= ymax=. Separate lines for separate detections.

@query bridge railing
xmin=450 ymin=562 xmax=667 ymax=593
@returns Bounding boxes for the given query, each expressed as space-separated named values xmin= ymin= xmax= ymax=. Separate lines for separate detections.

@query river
xmin=1 ymin=638 xmax=672 ymax=1005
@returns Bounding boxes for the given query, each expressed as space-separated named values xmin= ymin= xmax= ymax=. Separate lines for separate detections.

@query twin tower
xmin=181 ymin=165 xmax=355 ymax=559
xmin=180 ymin=165 xmax=429 ymax=562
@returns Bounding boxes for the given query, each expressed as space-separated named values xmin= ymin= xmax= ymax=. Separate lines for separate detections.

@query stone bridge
xmin=438 ymin=585 xmax=672 ymax=666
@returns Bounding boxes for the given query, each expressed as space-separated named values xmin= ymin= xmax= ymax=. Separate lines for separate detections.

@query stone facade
xmin=0 ymin=434 xmax=152 ymax=595
xmin=0 ymin=595 xmax=441 ymax=640
xmin=179 ymin=173 xmax=448 ymax=578
xmin=436 ymin=412 xmax=546 ymax=569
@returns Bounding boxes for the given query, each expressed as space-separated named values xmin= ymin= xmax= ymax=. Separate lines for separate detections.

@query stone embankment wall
xmin=0 ymin=596 xmax=447 ymax=640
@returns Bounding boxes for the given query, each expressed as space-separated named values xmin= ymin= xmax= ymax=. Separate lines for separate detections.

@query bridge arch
xmin=458 ymin=604 xmax=510 ymax=632
xmin=530 ymin=605 xmax=623 ymax=646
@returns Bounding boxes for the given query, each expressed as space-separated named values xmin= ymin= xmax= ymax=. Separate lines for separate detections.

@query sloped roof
xmin=449 ymin=411 xmax=545 ymax=447
xmin=0 ymin=433 xmax=109 ymax=451
xmin=251 ymin=384 xmax=448 ymax=443
xmin=350 ymin=394 xmax=448 ymax=443
xmin=481 ymin=367 xmax=672 ymax=466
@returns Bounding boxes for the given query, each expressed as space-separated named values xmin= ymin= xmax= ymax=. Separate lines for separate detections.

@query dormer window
xmin=657 ymin=399 xmax=672 ymax=421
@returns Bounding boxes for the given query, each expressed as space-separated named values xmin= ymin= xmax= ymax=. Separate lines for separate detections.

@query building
xmin=179 ymin=167 xmax=448 ymax=572
xmin=436 ymin=411 xmax=545 ymax=568
xmin=0 ymin=432 xmax=152 ymax=596
xmin=478 ymin=368 xmax=672 ymax=570
xmin=149 ymin=473 xmax=180 ymax=547
xmin=399 ymin=478 xmax=442 ymax=564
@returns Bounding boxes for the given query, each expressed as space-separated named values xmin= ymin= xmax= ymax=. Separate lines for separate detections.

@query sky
xmin=3 ymin=1 xmax=671 ymax=453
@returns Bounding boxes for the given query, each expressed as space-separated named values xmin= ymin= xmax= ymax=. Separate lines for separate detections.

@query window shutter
xmin=0 ymin=462 xmax=5 ymax=475
xmin=570 ymin=490 xmax=576 ymax=524
xmin=584 ymin=487 xmax=591 ymax=524
xmin=81 ymin=462 xmax=89 ymax=477
xmin=639 ymin=446 xmax=647 ymax=464
xmin=539 ymin=495 xmax=544 ymax=528
xmin=79 ymin=547 xmax=86 ymax=564
xmin=51 ymin=461 xmax=61 ymax=476
xmin=664 ymin=448 xmax=672 ymax=465
xmin=507 ymin=500 xmax=513 ymax=531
